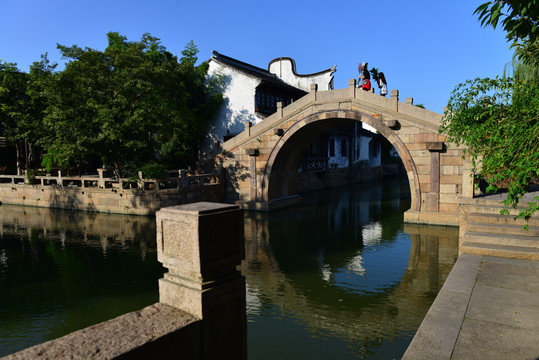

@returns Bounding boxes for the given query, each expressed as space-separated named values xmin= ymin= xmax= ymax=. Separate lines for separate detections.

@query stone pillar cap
xmin=158 ymin=202 xmax=239 ymax=216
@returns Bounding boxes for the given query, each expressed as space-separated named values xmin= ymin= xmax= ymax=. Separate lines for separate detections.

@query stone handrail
xmin=0 ymin=170 xmax=222 ymax=191
xmin=222 ymin=80 xmax=443 ymax=152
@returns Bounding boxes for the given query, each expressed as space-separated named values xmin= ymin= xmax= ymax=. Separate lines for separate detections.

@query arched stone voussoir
xmin=260 ymin=109 xmax=421 ymax=212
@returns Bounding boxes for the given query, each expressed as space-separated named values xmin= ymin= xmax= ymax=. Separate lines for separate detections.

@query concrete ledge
xmin=3 ymin=303 xmax=201 ymax=360
xmin=402 ymin=254 xmax=482 ymax=360
xmin=404 ymin=223 xmax=459 ymax=237
xmin=404 ymin=210 xmax=459 ymax=226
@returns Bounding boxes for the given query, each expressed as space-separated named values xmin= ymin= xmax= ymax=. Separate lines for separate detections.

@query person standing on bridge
xmin=377 ymin=72 xmax=388 ymax=97
xmin=357 ymin=62 xmax=370 ymax=87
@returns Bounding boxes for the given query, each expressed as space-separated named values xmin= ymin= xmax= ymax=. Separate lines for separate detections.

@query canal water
xmin=0 ymin=176 xmax=459 ymax=358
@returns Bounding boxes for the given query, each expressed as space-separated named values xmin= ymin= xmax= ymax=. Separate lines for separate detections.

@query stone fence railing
xmin=0 ymin=169 xmax=225 ymax=215
xmin=0 ymin=168 xmax=221 ymax=191
xmin=3 ymin=202 xmax=247 ymax=360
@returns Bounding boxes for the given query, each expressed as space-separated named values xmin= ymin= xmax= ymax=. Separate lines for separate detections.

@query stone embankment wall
xmin=3 ymin=202 xmax=247 ymax=360
xmin=0 ymin=172 xmax=224 ymax=215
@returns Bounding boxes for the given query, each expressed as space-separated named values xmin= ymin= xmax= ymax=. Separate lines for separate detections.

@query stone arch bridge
xmin=211 ymin=80 xmax=472 ymax=226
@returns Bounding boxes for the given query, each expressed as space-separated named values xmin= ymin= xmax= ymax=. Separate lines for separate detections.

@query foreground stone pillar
xmin=156 ymin=202 xmax=246 ymax=360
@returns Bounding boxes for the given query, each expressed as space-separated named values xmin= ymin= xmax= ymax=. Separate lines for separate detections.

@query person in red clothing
xmin=361 ymin=78 xmax=371 ymax=91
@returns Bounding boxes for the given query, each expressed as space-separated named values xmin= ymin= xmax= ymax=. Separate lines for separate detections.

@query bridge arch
xmin=219 ymin=83 xmax=471 ymax=225
xmin=260 ymin=110 xmax=421 ymax=211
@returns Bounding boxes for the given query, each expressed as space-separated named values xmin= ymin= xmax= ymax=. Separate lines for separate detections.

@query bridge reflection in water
xmin=0 ymin=176 xmax=458 ymax=359
xmin=242 ymin=176 xmax=458 ymax=359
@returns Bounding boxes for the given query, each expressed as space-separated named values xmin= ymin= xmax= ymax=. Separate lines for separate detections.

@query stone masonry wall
xmin=0 ymin=183 xmax=224 ymax=215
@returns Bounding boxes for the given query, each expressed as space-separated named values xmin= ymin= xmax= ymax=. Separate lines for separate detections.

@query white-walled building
xmin=267 ymin=57 xmax=336 ymax=92
xmin=202 ymin=51 xmax=382 ymax=187
xmin=203 ymin=51 xmax=336 ymax=157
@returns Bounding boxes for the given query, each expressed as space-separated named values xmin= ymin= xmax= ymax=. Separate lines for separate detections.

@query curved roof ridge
xmin=210 ymin=51 xmax=307 ymax=94
xmin=211 ymin=50 xmax=275 ymax=79
xmin=268 ymin=57 xmax=337 ymax=77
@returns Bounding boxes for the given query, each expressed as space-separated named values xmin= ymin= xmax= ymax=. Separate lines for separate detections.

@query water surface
xmin=0 ymin=207 xmax=162 ymax=356
xmin=0 ymin=176 xmax=458 ymax=358
xmin=242 ymin=178 xmax=458 ymax=359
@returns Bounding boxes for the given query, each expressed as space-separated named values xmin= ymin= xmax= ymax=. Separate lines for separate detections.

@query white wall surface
xmin=201 ymin=61 xmax=263 ymax=157
xmin=268 ymin=58 xmax=335 ymax=92
xmin=328 ymin=135 xmax=349 ymax=169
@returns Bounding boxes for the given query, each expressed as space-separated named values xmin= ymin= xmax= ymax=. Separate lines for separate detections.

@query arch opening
xmin=261 ymin=111 xmax=420 ymax=212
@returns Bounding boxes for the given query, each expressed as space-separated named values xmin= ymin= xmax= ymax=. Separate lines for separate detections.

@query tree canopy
xmin=441 ymin=1 xmax=539 ymax=225
xmin=474 ymin=0 xmax=539 ymax=65
xmin=1 ymin=56 xmax=54 ymax=170
xmin=0 ymin=33 xmax=222 ymax=177
xmin=441 ymin=66 xmax=538 ymax=224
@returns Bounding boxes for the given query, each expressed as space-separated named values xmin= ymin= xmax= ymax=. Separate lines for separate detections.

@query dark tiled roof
xmin=210 ymin=51 xmax=307 ymax=95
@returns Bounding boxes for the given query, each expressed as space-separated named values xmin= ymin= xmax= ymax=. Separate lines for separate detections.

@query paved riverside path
xmin=403 ymin=254 xmax=539 ymax=359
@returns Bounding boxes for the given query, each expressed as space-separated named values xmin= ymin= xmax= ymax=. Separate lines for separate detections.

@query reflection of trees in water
xmin=0 ymin=205 xmax=162 ymax=355
xmin=0 ymin=204 xmax=156 ymax=256
xmin=242 ymin=179 xmax=457 ymax=357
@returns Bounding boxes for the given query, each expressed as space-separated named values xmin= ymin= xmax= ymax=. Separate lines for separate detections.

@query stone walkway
xmin=403 ymin=254 xmax=539 ymax=360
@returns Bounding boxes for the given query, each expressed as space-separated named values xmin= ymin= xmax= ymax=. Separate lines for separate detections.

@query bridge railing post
xmin=391 ymin=89 xmax=399 ymax=112
xmin=156 ymin=202 xmax=246 ymax=360
xmin=276 ymin=101 xmax=283 ymax=118
xmin=348 ymin=79 xmax=356 ymax=98
xmin=310 ymin=83 xmax=318 ymax=101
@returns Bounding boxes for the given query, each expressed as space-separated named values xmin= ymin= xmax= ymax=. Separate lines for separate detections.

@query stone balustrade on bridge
xmin=209 ymin=79 xmax=473 ymax=226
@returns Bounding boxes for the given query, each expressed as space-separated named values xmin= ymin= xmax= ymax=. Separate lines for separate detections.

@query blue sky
xmin=1 ymin=0 xmax=512 ymax=113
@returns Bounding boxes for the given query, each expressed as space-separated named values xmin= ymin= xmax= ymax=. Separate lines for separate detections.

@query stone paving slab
xmin=483 ymin=255 xmax=539 ymax=267
xmin=451 ymin=318 xmax=539 ymax=360
xmin=476 ymin=262 xmax=539 ymax=292
xmin=466 ymin=284 xmax=539 ymax=331
xmin=403 ymin=254 xmax=539 ymax=359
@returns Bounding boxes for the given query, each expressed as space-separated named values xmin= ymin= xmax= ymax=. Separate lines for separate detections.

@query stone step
xmin=467 ymin=212 xmax=539 ymax=227
xmin=459 ymin=191 xmax=539 ymax=208
xmin=466 ymin=222 xmax=539 ymax=237
xmin=462 ymin=203 xmax=539 ymax=217
xmin=463 ymin=231 xmax=539 ymax=247
xmin=460 ymin=241 xmax=539 ymax=261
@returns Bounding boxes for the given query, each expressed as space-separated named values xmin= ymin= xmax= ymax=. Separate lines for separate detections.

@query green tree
xmin=0 ymin=56 xmax=54 ymax=170
xmin=441 ymin=72 xmax=538 ymax=224
xmin=39 ymin=32 xmax=221 ymax=176
xmin=441 ymin=1 xmax=539 ymax=226
xmin=0 ymin=62 xmax=27 ymax=144
xmin=474 ymin=0 xmax=539 ymax=65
